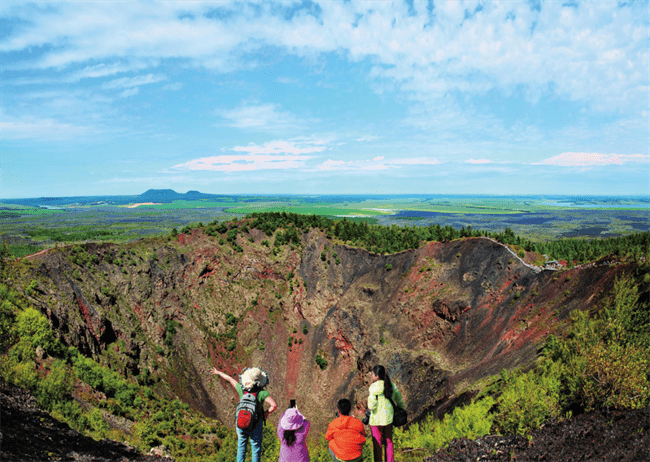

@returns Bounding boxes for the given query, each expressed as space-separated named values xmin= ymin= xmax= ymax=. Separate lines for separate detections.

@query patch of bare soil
xmin=0 ymin=382 xmax=173 ymax=462
xmin=425 ymin=408 xmax=650 ymax=462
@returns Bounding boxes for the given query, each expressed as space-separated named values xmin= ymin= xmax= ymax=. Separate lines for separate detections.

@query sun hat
xmin=280 ymin=408 xmax=305 ymax=431
xmin=240 ymin=367 xmax=269 ymax=390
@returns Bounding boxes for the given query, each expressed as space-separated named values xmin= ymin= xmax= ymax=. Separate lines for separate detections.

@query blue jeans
xmin=236 ymin=418 xmax=263 ymax=462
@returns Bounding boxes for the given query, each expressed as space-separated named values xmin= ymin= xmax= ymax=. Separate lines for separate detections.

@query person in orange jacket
xmin=325 ymin=399 xmax=366 ymax=462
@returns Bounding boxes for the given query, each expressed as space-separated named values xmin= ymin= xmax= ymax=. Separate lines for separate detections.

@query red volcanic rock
xmin=21 ymin=230 xmax=640 ymax=433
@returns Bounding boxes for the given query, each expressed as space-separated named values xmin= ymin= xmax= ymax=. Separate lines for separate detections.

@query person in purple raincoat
xmin=277 ymin=406 xmax=310 ymax=462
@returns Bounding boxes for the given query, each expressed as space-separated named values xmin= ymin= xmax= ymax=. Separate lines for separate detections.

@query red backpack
xmin=236 ymin=389 xmax=260 ymax=430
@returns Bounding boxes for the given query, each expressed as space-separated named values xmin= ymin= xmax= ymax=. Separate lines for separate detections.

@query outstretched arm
xmin=211 ymin=368 xmax=239 ymax=391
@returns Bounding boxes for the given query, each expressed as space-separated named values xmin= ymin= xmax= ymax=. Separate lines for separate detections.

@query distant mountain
xmin=138 ymin=189 xmax=218 ymax=202
xmin=138 ymin=189 xmax=178 ymax=198
xmin=1 ymin=190 xmax=219 ymax=207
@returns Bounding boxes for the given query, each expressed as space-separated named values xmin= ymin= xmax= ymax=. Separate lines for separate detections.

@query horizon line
xmin=2 ymin=191 xmax=649 ymax=201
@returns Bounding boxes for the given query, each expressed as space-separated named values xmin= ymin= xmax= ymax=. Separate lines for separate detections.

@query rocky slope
xmin=16 ymin=224 xmax=636 ymax=432
xmin=426 ymin=407 xmax=650 ymax=462
xmin=0 ymin=380 xmax=173 ymax=462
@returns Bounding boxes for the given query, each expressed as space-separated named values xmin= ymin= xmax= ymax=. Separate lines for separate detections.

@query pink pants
xmin=370 ymin=425 xmax=393 ymax=462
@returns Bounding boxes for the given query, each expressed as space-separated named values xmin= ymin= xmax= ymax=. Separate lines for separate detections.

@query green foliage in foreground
xmin=396 ymin=397 xmax=495 ymax=455
xmin=492 ymin=364 xmax=562 ymax=436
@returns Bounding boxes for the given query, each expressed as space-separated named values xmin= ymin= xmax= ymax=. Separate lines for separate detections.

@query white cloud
xmin=71 ymin=61 xmax=153 ymax=81
xmin=218 ymin=102 xmax=310 ymax=131
xmin=232 ymin=138 xmax=330 ymax=155
xmin=171 ymin=137 xmax=330 ymax=172
xmin=534 ymin=152 xmax=650 ymax=167
xmin=0 ymin=111 xmax=92 ymax=140
xmin=388 ymin=157 xmax=440 ymax=166
xmin=172 ymin=153 xmax=310 ymax=172
xmin=317 ymin=156 xmax=439 ymax=171
xmin=102 ymin=74 xmax=166 ymax=90
xmin=276 ymin=77 xmax=300 ymax=84
xmin=466 ymin=159 xmax=493 ymax=164
xmin=3 ymin=1 xmax=646 ymax=113
xmin=163 ymin=82 xmax=183 ymax=91
xmin=355 ymin=136 xmax=379 ymax=142
xmin=119 ymin=88 xmax=140 ymax=98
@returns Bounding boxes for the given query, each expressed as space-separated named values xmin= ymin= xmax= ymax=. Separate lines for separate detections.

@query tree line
xmin=240 ymin=212 xmax=649 ymax=265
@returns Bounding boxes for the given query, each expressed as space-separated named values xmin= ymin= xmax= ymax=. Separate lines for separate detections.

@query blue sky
xmin=1 ymin=0 xmax=649 ymax=198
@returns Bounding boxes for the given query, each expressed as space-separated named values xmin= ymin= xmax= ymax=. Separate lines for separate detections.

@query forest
xmin=236 ymin=211 xmax=650 ymax=265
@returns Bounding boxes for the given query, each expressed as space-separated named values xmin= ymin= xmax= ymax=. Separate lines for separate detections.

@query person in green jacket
xmin=367 ymin=365 xmax=405 ymax=462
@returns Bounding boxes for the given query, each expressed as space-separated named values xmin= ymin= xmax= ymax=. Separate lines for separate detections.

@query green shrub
xmin=544 ymin=276 xmax=650 ymax=411
xmin=52 ymin=400 xmax=89 ymax=433
xmin=133 ymin=421 xmax=160 ymax=450
xmin=89 ymin=408 xmax=109 ymax=436
xmin=115 ymin=380 xmax=138 ymax=407
xmin=164 ymin=320 xmax=180 ymax=347
xmin=315 ymin=353 xmax=328 ymax=370
xmin=396 ymin=398 xmax=494 ymax=453
xmin=493 ymin=367 xmax=561 ymax=436
xmin=36 ymin=360 xmax=72 ymax=410
xmin=580 ymin=341 xmax=649 ymax=410
xmin=15 ymin=307 xmax=58 ymax=354
xmin=73 ymin=356 xmax=104 ymax=390
xmin=25 ymin=279 xmax=39 ymax=296
xmin=8 ymin=338 xmax=36 ymax=362
xmin=5 ymin=358 xmax=38 ymax=389
xmin=225 ymin=313 xmax=238 ymax=326
xmin=0 ymin=285 xmax=19 ymax=353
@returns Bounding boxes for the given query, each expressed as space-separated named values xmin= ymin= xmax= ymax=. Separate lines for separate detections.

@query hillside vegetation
xmin=1 ymin=213 xmax=648 ymax=461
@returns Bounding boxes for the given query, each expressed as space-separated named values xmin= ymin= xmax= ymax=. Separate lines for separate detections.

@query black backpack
xmin=389 ymin=396 xmax=408 ymax=427
xmin=236 ymin=389 xmax=260 ymax=431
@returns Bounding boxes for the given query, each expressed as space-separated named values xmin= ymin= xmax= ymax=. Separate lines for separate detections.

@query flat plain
xmin=1 ymin=193 xmax=647 ymax=257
